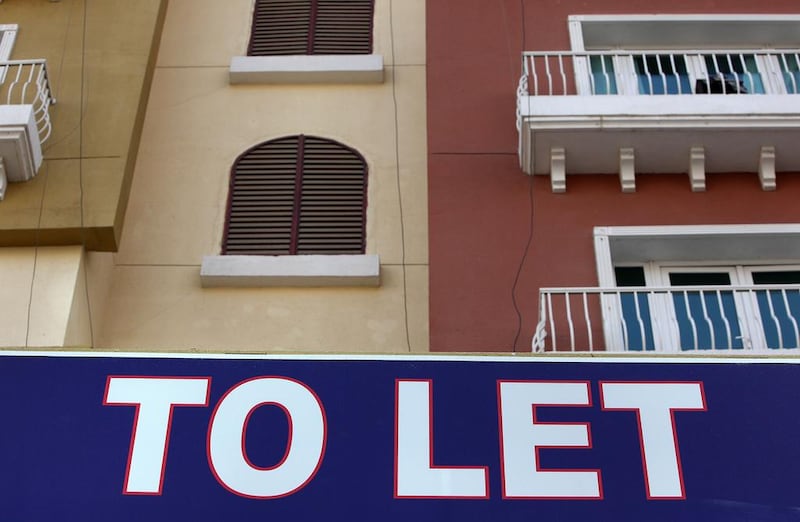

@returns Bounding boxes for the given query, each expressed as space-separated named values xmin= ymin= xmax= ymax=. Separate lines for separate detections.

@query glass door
xmin=661 ymin=268 xmax=745 ymax=351
xmin=745 ymin=268 xmax=800 ymax=350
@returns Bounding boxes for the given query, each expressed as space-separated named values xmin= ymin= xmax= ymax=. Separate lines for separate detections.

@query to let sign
xmin=1 ymin=353 xmax=799 ymax=521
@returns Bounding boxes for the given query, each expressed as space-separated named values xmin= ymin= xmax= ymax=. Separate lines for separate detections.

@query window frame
xmin=568 ymin=15 xmax=800 ymax=96
xmin=594 ymin=224 xmax=800 ymax=351
xmin=200 ymin=135 xmax=379 ymax=288
xmin=222 ymin=134 xmax=368 ymax=257
xmin=0 ymin=24 xmax=17 ymax=61
xmin=229 ymin=0 xmax=383 ymax=84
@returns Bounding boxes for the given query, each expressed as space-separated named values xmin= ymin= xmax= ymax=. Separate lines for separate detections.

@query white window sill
xmin=229 ymin=54 xmax=384 ymax=84
xmin=200 ymin=254 xmax=380 ymax=288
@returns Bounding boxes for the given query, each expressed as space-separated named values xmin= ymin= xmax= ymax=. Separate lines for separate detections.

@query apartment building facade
xmin=0 ymin=0 xmax=427 ymax=352
xmin=0 ymin=0 xmax=798 ymax=520
xmin=429 ymin=0 xmax=800 ymax=355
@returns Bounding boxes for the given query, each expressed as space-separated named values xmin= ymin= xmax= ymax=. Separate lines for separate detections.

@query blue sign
xmin=2 ymin=353 xmax=799 ymax=521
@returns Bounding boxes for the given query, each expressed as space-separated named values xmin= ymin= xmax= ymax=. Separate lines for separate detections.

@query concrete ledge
xmin=200 ymin=254 xmax=381 ymax=287
xmin=229 ymin=54 xmax=384 ymax=84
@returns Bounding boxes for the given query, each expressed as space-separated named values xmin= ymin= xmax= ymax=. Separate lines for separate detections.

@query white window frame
xmin=594 ymin=224 xmax=800 ymax=352
xmin=568 ymin=15 xmax=800 ymax=96
xmin=0 ymin=24 xmax=18 ymax=61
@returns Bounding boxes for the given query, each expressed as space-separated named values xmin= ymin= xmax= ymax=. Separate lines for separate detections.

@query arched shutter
xmin=224 ymin=135 xmax=367 ymax=255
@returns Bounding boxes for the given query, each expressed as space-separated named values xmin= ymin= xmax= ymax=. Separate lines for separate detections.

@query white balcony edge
xmin=200 ymin=254 xmax=381 ymax=288
xmin=229 ymin=54 xmax=384 ymax=84
xmin=519 ymin=94 xmax=800 ymax=129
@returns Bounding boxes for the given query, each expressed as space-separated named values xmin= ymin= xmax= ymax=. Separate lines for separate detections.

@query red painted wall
xmin=427 ymin=0 xmax=800 ymax=352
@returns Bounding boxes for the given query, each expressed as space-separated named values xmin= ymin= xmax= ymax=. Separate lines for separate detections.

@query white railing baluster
xmin=679 ymin=291 xmax=699 ymax=351
xmin=547 ymin=292 xmax=556 ymax=352
xmin=616 ymin=291 xmax=630 ymax=351
xmin=544 ymin=55 xmax=553 ymax=96
xmin=582 ymin=292 xmax=593 ymax=352
xmin=632 ymin=290 xmax=647 ymax=350
xmin=521 ymin=49 xmax=800 ymax=98
xmin=714 ymin=289 xmax=734 ymax=349
xmin=698 ymin=289 xmax=715 ymax=349
xmin=532 ymin=291 xmax=548 ymax=352
xmin=1 ymin=59 xmax=55 ymax=144
xmin=780 ymin=289 xmax=799 ymax=349
xmin=779 ymin=53 xmax=796 ymax=93
xmin=565 ymin=293 xmax=576 ymax=352
xmin=764 ymin=290 xmax=783 ymax=349
xmin=531 ymin=284 xmax=800 ymax=354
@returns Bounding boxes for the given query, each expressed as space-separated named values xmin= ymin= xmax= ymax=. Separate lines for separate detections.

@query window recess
xmin=532 ymin=225 xmax=800 ymax=353
xmin=200 ymin=135 xmax=379 ymax=288
xmin=229 ymin=0 xmax=383 ymax=84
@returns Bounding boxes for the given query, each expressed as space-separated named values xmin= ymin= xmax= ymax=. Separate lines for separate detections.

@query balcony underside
xmin=518 ymin=95 xmax=800 ymax=191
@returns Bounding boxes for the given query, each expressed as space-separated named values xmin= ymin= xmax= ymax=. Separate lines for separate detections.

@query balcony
xmin=0 ymin=59 xmax=55 ymax=199
xmin=517 ymin=50 xmax=800 ymax=192
xmin=532 ymin=285 xmax=800 ymax=354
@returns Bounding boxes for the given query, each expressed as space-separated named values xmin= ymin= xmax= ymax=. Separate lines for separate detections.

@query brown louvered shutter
xmin=312 ymin=0 xmax=374 ymax=55
xmin=224 ymin=135 xmax=367 ymax=255
xmin=248 ymin=0 xmax=374 ymax=56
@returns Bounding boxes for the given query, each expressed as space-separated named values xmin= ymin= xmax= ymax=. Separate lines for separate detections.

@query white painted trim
xmin=618 ymin=148 xmax=635 ymax=192
xmin=569 ymin=14 xmax=800 ymax=24
xmin=519 ymin=94 xmax=800 ymax=122
xmin=550 ymin=147 xmax=566 ymax=192
xmin=564 ymin=15 xmax=800 ymax=97
xmin=595 ymin=223 xmax=800 ymax=239
xmin=0 ymin=157 xmax=6 ymax=200
xmin=688 ymin=147 xmax=706 ymax=192
xmin=593 ymin=224 xmax=800 ymax=351
xmin=229 ymin=54 xmax=384 ymax=84
xmin=759 ymin=146 xmax=777 ymax=190
xmin=594 ymin=231 xmax=625 ymax=351
xmin=0 ymin=350 xmax=799 ymax=364
xmin=0 ymin=24 xmax=17 ymax=61
xmin=200 ymin=254 xmax=380 ymax=287
xmin=567 ymin=19 xmax=592 ymax=95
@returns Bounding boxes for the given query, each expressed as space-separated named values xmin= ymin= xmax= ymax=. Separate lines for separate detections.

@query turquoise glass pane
xmin=704 ymin=54 xmax=763 ymax=94
xmin=779 ymin=54 xmax=800 ymax=93
xmin=590 ymin=55 xmax=617 ymax=94
xmin=755 ymin=290 xmax=800 ymax=349
xmin=634 ymin=55 xmax=691 ymax=95
xmin=620 ymin=292 xmax=655 ymax=351
xmin=672 ymin=290 xmax=744 ymax=350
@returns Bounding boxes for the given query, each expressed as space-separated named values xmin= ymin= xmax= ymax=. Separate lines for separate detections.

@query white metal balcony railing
xmin=521 ymin=49 xmax=800 ymax=95
xmin=1 ymin=59 xmax=55 ymax=143
xmin=516 ymin=49 xmax=800 ymax=185
xmin=517 ymin=49 xmax=800 ymax=129
xmin=532 ymin=285 xmax=800 ymax=354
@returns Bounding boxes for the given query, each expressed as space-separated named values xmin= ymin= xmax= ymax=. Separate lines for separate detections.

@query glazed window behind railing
xmin=532 ymin=285 xmax=800 ymax=354
xmin=0 ymin=60 xmax=55 ymax=143
xmin=520 ymin=50 xmax=800 ymax=97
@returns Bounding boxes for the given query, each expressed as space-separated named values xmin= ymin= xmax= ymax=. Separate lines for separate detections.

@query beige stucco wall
xmin=87 ymin=0 xmax=429 ymax=352
xmin=0 ymin=0 xmax=166 ymax=250
xmin=0 ymin=245 xmax=90 ymax=348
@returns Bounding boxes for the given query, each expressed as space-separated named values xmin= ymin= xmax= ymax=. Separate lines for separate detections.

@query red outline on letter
xmin=599 ymin=381 xmax=707 ymax=500
xmin=102 ymin=375 xmax=211 ymax=496
xmin=393 ymin=379 xmax=490 ymax=499
xmin=206 ymin=376 xmax=327 ymax=500
xmin=497 ymin=380 xmax=602 ymax=500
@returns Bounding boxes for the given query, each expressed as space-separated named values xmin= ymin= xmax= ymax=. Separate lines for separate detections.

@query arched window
xmin=223 ymin=135 xmax=368 ymax=255
xmin=248 ymin=0 xmax=375 ymax=56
